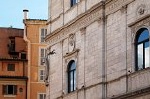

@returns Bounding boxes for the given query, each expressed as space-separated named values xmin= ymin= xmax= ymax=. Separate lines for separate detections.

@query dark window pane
xmin=41 ymin=29 xmax=47 ymax=42
xmin=68 ymin=60 xmax=76 ymax=92
xmin=21 ymin=53 xmax=26 ymax=59
xmin=71 ymin=0 xmax=77 ymax=7
xmin=40 ymin=94 xmax=43 ymax=99
xmin=14 ymin=85 xmax=17 ymax=95
xmin=40 ymin=49 xmax=45 ymax=65
xmin=70 ymin=62 xmax=76 ymax=70
xmin=7 ymin=64 xmax=15 ymax=71
xmin=3 ymin=85 xmax=7 ymax=95
xmin=41 ymin=49 xmax=44 ymax=57
xmin=3 ymin=85 xmax=17 ymax=95
xmin=138 ymin=29 xmax=149 ymax=42
xmin=45 ymin=29 xmax=47 ymax=36
xmin=41 ymin=29 xmax=44 ymax=36
xmin=39 ymin=94 xmax=46 ymax=99
xmin=8 ymin=85 xmax=14 ymax=94
xmin=145 ymin=41 xmax=150 ymax=68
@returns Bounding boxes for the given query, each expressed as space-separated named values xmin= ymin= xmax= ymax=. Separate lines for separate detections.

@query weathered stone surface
xmin=46 ymin=0 xmax=150 ymax=99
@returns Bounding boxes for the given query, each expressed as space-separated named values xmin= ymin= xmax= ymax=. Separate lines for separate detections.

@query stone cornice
xmin=111 ymin=86 xmax=150 ymax=99
xmin=128 ymin=14 xmax=150 ymax=27
xmin=23 ymin=19 xmax=47 ymax=25
xmin=45 ymin=2 xmax=104 ymax=46
xmin=105 ymin=0 xmax=134 ymax=15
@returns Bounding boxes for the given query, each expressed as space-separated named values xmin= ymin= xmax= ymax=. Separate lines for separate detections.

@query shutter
xmin=14 ymin=85 xmax=17 ymax=95
xmin=2 ymin=85 xmax=7 ymax=95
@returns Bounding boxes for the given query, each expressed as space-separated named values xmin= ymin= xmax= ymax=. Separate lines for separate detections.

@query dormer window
xmin=8 ymin=37 xmax=15 ymax=52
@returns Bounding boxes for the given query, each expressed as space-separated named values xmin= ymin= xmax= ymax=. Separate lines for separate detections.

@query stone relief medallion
xmin=137 ymin=4 xmax=146 ymax=16
xmin=68 ymin=34 xmax=75 ymax=52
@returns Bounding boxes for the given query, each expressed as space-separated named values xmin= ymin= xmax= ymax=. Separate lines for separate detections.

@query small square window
xmin=7 ymin=64 xmax=15 ymax=71
xmin=21 ymin=53 xmax=26 ymax=59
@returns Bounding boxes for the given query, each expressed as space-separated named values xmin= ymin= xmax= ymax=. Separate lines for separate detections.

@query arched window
xmin=68 ymin=60 xmax=76 ymax=93
xmin=135 ymin=28 xmax=149 ymax=70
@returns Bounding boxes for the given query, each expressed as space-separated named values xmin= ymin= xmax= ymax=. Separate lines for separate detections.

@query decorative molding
xmin=80 ymin=27 xmax=86 ymax=35
xmin=111 ymin=86 xmax=150 ymax=99
xmin=128 ymin=14 xmax=150 ymax=28
xmin=23 ymin=19 xmax=47 ymax=25
xmin=136 ymin=4 xmax=146 ymax=16
xmin=105 ymin=0 xmax=134 ymax=15
xmin=68 ymin=34 xmax=75 ymax=52
xmin=64 ymin=49 xmax=80 ymax=59
xmin=120 ymin=5 xmax=127 ymax=13
xmin=46 ymin=4 xmax=103 ymax=46
xmin=128 ymin=15 xmax=150 ymax=43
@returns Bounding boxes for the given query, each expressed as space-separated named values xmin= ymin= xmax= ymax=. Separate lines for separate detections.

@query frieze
xmin=105 ymin=0 xmax=134 ymax=15
xmin=46 ymin=6 xmax=103 ymax=46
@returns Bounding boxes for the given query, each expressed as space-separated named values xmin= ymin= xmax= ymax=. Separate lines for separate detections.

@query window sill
xmin=65 ymin=2 xmax=78 ymax=14
xmin=62 ymin=90 xmax=77 ymax=98
xmin=4 ymin=95 xmax=16 ymax=97
xmin=128 ymin=67 xmax=150 ymax=76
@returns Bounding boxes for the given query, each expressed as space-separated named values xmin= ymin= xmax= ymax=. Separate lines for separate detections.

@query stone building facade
xmin=45 ymin=0 xmax=150 ymax=99
xmin=23 ymin=10 xmax=47 ymax=99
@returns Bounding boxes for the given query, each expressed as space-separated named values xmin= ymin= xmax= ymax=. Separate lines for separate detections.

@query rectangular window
xmin=38 ymin=93 xmax=46 ymax=99
xmin=39 ymin=70 xmax=45 ymax=81
xmin=40 ymin=28 xmax=47 ymax=42
xmin=7 ymin=64 xmax=15 ymax=71
xmin=71 ymin=0 xmax=78 ymax=7
xmin=21 ymin=53 xmax=26 ymax=59
xmin=40 ymin=48 xmax=46 ymax=66
xmin=3 ymin=85 xmax=17 ymax=95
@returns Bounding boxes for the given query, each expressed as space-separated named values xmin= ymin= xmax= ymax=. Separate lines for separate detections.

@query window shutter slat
xmin=3 ymin=85 xmax=7 ymax=95
xmin=14 ymin=85 xmax=17 ymax=95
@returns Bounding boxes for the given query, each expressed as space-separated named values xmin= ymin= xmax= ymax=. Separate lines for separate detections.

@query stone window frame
xmin=134 ymin=28 xmax=150 ymax=71
xmin=67 ymin=60 xmax=76 ymax=93
xmin=129 ymin=16 xmax=150 ymax=72
xmin=63 ymin=49 xmax=79 ymax=94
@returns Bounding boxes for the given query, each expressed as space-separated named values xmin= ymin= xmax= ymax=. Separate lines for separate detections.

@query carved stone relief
xmin=137 ymin=4 xmax=146 ymax=16
xmin=68 ymin=34 xmax=75 ymax=52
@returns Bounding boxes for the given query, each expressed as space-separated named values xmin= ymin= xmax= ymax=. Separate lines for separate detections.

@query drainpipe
xmin=101 ymin=0 xmax=106 ymax=99
xmin=23 ymin=9 xmax=31 ymax=99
